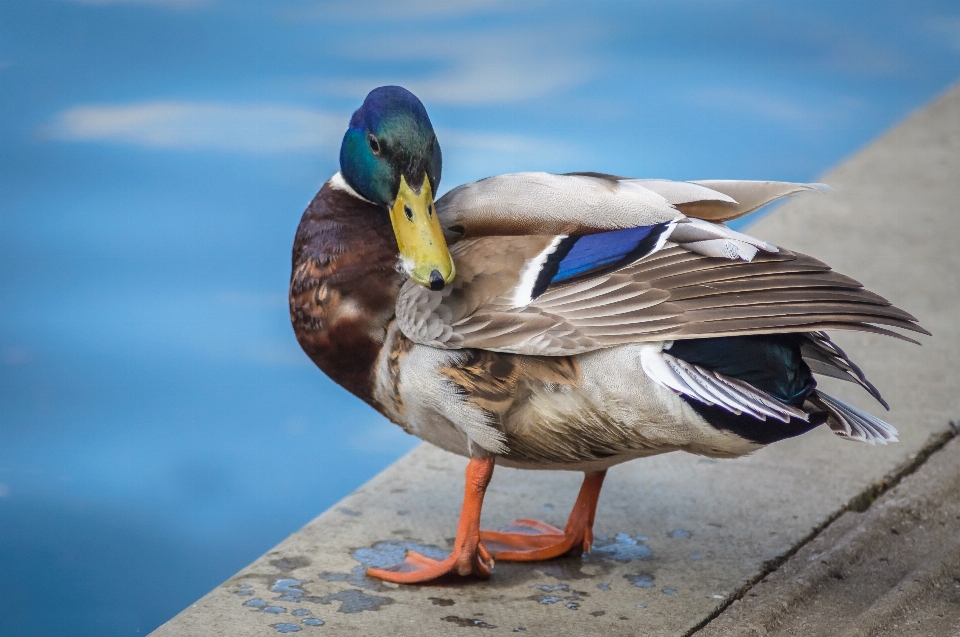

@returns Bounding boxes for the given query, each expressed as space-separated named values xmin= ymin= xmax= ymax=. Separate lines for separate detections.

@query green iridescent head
xmin=339 ymin=85 xmax=442 ymax=208
xmin=339 ymin=86 xmax=453 ymax=290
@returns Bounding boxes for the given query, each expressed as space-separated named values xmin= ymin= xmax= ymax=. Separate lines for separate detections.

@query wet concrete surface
xmin=150 ymin=83 xmax=960 ymax=636
xmin=697 ymin=432 xmax=960 ymax=637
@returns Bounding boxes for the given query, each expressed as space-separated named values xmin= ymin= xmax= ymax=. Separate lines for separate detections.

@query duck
xmin=289 ymin=85 xmax=927 ymax=584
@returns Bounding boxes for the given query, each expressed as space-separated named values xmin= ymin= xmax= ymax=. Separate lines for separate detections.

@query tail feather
xmin=811 ymin=390 xmax=898 ymax=445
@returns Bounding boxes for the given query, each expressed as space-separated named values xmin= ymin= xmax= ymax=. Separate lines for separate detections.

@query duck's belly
xmin=371 ymin=327 xmax=761 ymax=472
xmin=497 ymin=345 xmax=762 ymax=471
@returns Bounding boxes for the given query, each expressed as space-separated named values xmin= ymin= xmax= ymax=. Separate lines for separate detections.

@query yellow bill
xmin=389 ymin=174 xmax=456 ymax=291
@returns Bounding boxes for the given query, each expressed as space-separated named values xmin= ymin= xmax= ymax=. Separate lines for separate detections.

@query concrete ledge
xmin=150 ymin=83 xmax=960 ymax=637
xmin=697 ymin=428 xmax=960 ymax=637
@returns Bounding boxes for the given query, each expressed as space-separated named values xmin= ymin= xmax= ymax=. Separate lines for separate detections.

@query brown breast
xmin=289 ymin=180 xmax=403 ymax=404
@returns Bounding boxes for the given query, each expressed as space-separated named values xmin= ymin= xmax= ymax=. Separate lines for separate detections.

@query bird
xmin=289 ymin=85 xmax=927 ymax=584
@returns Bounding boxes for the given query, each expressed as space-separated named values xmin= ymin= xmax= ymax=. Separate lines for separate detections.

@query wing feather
xmin=396 ymin=235 xmax=926 ymax=355
xmin=436 ymin=173 xmax=825 ymax=238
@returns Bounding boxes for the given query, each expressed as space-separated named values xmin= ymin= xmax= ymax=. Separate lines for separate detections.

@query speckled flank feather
xmin=371 ymin=323 xmax=510 ymax=456
xmin=370 ymin=326 xmax=765 ymax=469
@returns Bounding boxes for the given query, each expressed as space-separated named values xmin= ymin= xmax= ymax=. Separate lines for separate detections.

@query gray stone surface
xmin=150 ymin=83 xmax=960 ymax=637
xmin=696 ymin=430 xmax=960 ymax=637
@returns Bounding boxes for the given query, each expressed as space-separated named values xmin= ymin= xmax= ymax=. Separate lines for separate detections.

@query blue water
xmin=1 ymin=2 xmax=959 ymax=635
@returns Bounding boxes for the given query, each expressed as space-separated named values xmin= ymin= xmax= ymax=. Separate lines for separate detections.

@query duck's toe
xmin=481 ymin=470 xmax=607 ymax=562
xmin=366 ymin=545 xmax=494 ymax=583
xmin=481 ymin=519 xmax=585 ymax=561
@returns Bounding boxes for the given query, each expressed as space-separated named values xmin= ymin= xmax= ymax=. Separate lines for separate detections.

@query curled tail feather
xmin=810 ymin=391 xmax=898 ymax=445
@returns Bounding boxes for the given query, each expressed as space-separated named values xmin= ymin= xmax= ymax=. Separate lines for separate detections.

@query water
xmin=592 ymin=533 xmax=653 ymax=562
xmin=625 ymin=574 xmax=656 ymax=589
xmin=2 ymin=2 xmax=959 ymax=635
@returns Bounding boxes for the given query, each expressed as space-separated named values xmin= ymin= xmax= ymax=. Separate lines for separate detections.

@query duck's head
xmin=340 ymin=86 xmax=453 ymax=291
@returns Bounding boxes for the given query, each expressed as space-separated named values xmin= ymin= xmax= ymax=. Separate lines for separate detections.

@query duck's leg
xmin=366 ymin=457 xmax=496 ymax=583
xmin=480 ymin=470 xmax=606 ymax=561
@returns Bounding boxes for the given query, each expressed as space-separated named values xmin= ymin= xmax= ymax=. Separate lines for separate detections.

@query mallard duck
xmin=289 ymin=86 xmax=927 ymax=584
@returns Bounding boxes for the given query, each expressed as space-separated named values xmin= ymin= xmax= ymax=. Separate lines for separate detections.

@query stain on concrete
xmin=591 ymin=533 xmax=653 ymax=562
xmin=271 ymin=556 xmax=311 ymax=572
xmin=262 ymin=606 xmax=287 ymax=614
xmin=270 ymin=579 xmax=304 ymax=601
xmin=302 ymin=618 xmax=324 ymax=626
xmin=270 ymin=579 xmax=324 ymax=604
xmin=291 ymin=609 xmax=311 ymax=616
xmin=441 ymin=615 xmax=497 ymax=628
xmin=495 ymin=534 xmax=653 ymax=583
xmin=315 ymin=540 xmax=450 ymax=593
xmin=352 ymin=540 xmax=448 ymax=570
xmin=338 ymin=507 xmax=361 ymax=516
xmin=270 ymin=623 xmax=301 ymax=633
xmin=597 ymin=582 xmax=611 ymax=590
xmin=535 ymin=560 xmax=592 ymax=580
xmin=319 ymin=565 xmax=385 ymax=591
xmin=591 ymin=610 xmax=606 ymax=616
xmin=536 ymin=595 xmax=565 ymax=604
xmin=243 ymin=598 xmax=268 ymax=608
xmin=624 ymin=573 xmax=655 ymax=588
xmin=662 ymin=588 xmax=677 ymax=595
xmin=234 ymin=583 xmax=255 ymax=597
xmin=668 ymin=529 xmax=692 ymax=539
xmin=318 ymin=589 xmax=394 ymax=613
xmin=530 ymin=583 xmax=587 ymax=609
xmin=429 ymin=597 xmax=456 ymax=606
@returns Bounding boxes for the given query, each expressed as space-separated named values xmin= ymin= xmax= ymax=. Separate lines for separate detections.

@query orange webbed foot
xmin=366 ymin=543 xmax=494 ymax=584
xmin=481 ymin=470 xmax=607 ymax=563
xmin=481 ymin=518 xmax=587 ymax=561
xmin=365 ymin=457 xmax=496 ymax=585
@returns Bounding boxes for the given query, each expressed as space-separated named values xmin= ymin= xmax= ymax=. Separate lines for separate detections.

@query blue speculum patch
xmin=532 ymin=224 xmax=670 ymax=299
xmin=553 ymin=225 xmax=668 ymax=282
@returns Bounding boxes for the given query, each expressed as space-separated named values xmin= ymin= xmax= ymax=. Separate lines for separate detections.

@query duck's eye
xmin=428 ymin=203 xmax=434 ymax=217
xmin=367 ymin=134 xmax=381 ymax=155
xmin=404 ymin=206 xmax=414 ymax=221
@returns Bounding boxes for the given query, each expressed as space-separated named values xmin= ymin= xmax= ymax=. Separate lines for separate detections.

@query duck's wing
xmin=396 ymin=223 xmax=928 ymax=356
xmin=435 ymin=172 xmax=827 ymax=239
